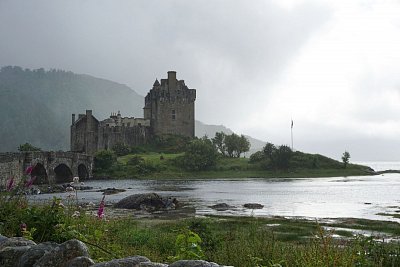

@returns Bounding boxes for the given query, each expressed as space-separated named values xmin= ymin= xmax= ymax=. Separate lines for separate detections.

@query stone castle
xmin=70 ymin=71 xmax=196 ymax=154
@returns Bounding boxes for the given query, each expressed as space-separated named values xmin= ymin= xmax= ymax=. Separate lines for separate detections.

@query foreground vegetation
xmin=2 ymin=190 xmax=400 ymax=266
xmin=2 ymin=170 xmax=399 ymax=266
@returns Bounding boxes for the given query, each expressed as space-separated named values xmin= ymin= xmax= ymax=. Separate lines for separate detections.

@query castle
xmin=70 ymin=71 xmax=196 ymax=154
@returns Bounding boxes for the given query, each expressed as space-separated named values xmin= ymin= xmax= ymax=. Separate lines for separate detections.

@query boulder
xmin=0 ymin=235 xmax=8 ymax=245
xmin=33 ymin=239 xmax=89 ymax=267
xmin=0 ymin=245 xmax=31 ymax=267
xmin=92 ymin=255 xmax=150 ymax=267
xmin=169 ymin=260 xmax=220 ymax=267
xmin=114 ymin=193 xmax=171 ymax=211
xmin=140 ymin=262 xmax=168 ymax=267
xmin=66 ymin=256 xmax=95 ymax=267
xmin=19 ymin=242 xmax=58 ymax=267
xmin=0 ymin=237 xmax=36 ymax=251
xmin=209 ymin=203 xmax=234 ymax=211
xmin=243 ymin=203 xmax=264 ymax=209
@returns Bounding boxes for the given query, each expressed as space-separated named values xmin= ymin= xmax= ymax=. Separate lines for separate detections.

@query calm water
xmin=29 ymin=162 xmax=400 ymax=221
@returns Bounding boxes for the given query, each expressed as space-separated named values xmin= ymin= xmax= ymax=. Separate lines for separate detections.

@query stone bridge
xmin=0 ymin=152 xmax=93 ymax=186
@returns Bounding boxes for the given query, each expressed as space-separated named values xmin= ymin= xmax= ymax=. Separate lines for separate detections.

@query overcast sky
xmin=1 ymin=0 xmax=400 ymax=161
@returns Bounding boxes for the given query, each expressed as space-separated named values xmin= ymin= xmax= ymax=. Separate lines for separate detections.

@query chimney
xmin=72 ymin=114 xmax=76 ymax=124
xmin=86 ymin=110 xmax=92 ymax=117
xmin=168 ymin=71 xmax=176 ymax=91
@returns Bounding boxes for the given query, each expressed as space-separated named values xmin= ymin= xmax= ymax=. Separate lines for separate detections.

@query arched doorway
xmin=78 ymin=164 xmax=89 ymax=181
xmin=30 ymin=163 xmax=48 ymax=184
xmin=54 ymin=164 xmax=73 ymax=184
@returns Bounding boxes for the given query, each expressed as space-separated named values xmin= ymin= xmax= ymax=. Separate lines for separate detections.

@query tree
xmin=342 ymin=151 xmax=350 ymax=168
xmin=181 ymin=138 xmax=218 ymax=171
xmin=18 ymin=143 xmax=41 ymax=152
xmin=262 ymin=143 xmax=276 ymax=162
xmin=237 ymin=135 xmax=250 ymax=157
xmin=94 ymin=150 xmax=117 ymax=170
xmin=274 ymin=145 xmax=293 ymax=169
xmin=212 ymin=132 xmax=226 ymax=156
xmin=223 ymin=133 xmax=250 ymax=158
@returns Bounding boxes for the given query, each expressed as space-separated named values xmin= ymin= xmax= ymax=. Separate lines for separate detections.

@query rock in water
xmin=243 ymin=203 xmax=264 ymax=209
xmin=209 ymin=203 xmax=235 ymax=211
xmin=114 ymin=193 xmax=166 ymax=211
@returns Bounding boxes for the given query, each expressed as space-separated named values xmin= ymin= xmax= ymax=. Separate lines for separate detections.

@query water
xmin=29 ymin=162 xmax=400 ymax=221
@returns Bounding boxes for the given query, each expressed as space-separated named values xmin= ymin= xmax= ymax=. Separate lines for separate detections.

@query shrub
xmin=94 ymin=150 xmax=117 ymax=171
xmin=179 ymin=138 xmax=218 ymax=171
xmin=249 ymin=151 xmax=265 ymax=163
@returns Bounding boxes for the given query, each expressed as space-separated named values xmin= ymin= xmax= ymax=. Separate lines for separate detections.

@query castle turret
xmin=144 ymin=71 xmax=196 ymax=138
xmin=168 ymin=71 xmax=177 ymax=91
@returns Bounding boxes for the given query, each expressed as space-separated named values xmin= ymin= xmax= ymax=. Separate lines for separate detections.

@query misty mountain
xmin=0 ymin=66 xmax=266 ymax=153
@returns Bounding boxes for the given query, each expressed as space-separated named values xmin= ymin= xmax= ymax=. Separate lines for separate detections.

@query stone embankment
xmin=0 ymin=235 xmax=231 ymax=267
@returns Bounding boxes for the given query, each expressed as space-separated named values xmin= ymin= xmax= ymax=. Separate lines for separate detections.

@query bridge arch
xmin=54 ymin=164 xmax=73 ymax=184
xmin=78 ymin=164 xmax=89 ymax=181
xmin=31 ymin=163 xmax=48 ymax=184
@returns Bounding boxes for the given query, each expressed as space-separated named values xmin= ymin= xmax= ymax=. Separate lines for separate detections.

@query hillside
xmin=0 ymin=66 xmax=266 ymax=152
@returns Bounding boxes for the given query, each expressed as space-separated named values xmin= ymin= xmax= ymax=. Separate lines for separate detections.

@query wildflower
xmin=97 ymin=195 xmax=105 ymax=219
xmin=20 ymin=223 xmax=27 ymax=233
xmin=6 ymin=177 xmax=15 ymax=191
xmin=25 ymin=176 xmax=37 ymax=188
xmin=25 ymin=166 xmax=33 ymax=175
xmin=72 ymin=211 xmax=80 ymax=218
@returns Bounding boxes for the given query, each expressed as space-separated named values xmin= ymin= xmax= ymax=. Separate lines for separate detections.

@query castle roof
xmin=153 ymin=79 xmax=160 ymax=87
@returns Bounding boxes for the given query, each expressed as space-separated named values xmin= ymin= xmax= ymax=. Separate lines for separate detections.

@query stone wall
xmin=97 ymin=125 xmax=150 ymax=151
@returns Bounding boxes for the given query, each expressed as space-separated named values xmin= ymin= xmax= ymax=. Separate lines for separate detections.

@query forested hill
xmin=0 ymin=66 xmax=144 ymax=152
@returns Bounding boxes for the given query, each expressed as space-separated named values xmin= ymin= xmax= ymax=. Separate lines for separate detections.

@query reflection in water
xmin=29 ymin=170 xmax=400 ymax=221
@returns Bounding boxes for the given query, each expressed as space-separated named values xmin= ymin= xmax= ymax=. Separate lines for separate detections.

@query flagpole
xmin=291 ymin=119 xmax=293 ymax=151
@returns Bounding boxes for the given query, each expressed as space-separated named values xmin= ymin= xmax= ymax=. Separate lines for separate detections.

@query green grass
xmin=95 ymin=152 xmax=372 ymax=180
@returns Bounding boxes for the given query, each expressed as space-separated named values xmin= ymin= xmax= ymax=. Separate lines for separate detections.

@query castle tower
xmin=144 ymin=71 xmax=196 ymax=137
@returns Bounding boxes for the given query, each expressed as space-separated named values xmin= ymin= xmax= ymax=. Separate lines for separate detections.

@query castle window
xmin=127 ymin=122 xmax=131 ymax=127
xmin=172 ymin=109 xmax=176 ymax=120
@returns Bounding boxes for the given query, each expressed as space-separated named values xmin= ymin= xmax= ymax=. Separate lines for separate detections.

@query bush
xmin=249 ymin=151 xmax=265 ymax=163
xmin=94 ymin=150 xmax=117 ymax=171
xmin=179 ymin=138 xmax=218 ymax=171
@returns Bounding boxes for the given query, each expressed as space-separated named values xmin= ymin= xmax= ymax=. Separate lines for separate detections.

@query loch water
xmin=29 ymin=161 xmax=400 ymax=221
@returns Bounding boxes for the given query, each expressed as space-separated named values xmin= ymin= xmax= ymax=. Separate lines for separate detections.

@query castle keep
xmin=70 ymin=71 xmax=196 ymax=154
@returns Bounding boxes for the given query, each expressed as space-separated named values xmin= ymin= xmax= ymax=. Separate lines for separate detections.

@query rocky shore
xmin=0 ymin=235 xmax=231 ymax=267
